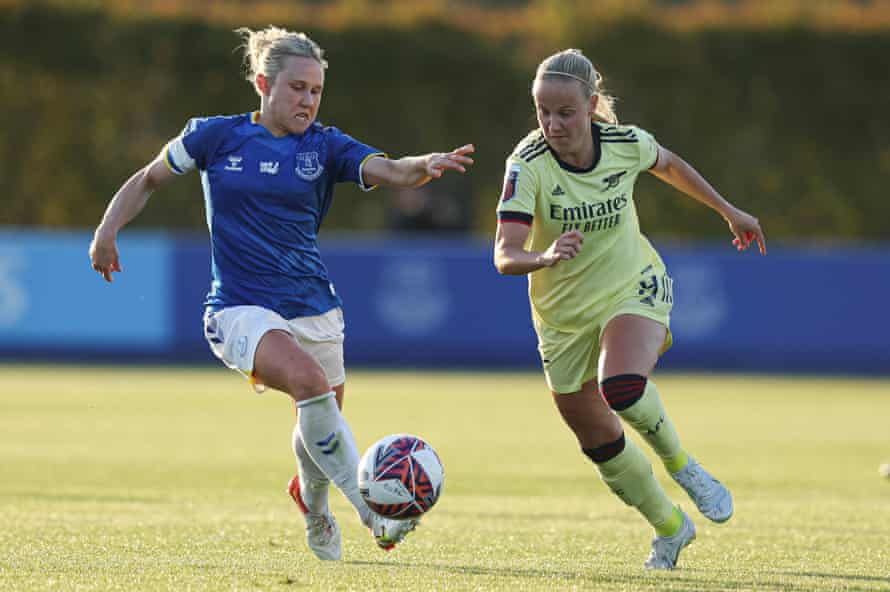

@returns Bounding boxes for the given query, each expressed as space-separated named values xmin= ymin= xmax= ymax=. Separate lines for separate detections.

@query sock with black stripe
xmin=584 ymin=433 xmax=682 ymax=536
xmin=601 ymin=374 xmax=688 ymax=474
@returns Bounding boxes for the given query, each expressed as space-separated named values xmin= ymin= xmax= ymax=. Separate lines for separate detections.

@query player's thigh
xmin=254 ymin=329 xmax=330 ymax=401
xmin=551 ymin=379 xmax=623 ymax=449
xmin=598 ymin=314 xmax=668 ymax=379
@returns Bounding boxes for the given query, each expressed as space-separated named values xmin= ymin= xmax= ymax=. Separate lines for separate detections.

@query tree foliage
xmin=1 ymin=5 xmax=888 ymax=241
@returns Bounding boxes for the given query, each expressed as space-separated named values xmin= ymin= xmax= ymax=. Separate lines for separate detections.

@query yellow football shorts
xmin=535 ymin=261 xmax=674 ymax=394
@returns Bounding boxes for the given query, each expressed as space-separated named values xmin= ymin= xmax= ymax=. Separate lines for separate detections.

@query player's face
xmin=533 ymin=79 xmax=594 ymax=156
xmin=265 ymin=56 xmax=325 ymax=136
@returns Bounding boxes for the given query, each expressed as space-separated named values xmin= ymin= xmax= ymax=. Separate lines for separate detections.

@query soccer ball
xmin=358 ymin=434 xmax=444 ymax=520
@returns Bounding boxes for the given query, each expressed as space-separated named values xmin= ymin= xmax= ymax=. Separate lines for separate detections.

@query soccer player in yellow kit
xmin=494 ymin=49 xmax=766 ymax=570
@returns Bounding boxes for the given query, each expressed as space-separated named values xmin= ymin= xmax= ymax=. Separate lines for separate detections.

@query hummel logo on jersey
xmin=259 ymin=161 xmax=279 ymax=175
xmin=224 ymin=155 xmax=243 ymax=172
xmin=551 ymin=184 xmax=565 ymax=196
xmin=602 ymin=171 xmax=627 ymax=189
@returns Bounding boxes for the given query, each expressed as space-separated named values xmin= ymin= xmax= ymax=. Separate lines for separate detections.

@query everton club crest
xmin=295 ymin=152 xmax=324 ymax=181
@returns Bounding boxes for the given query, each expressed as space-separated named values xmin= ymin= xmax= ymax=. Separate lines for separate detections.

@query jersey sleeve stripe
xmin=498 ymin=211 xmax=533 ymax=226
xmin=522 ymin=145 xmax=550 ymax=162
xmin=600 ymin=129 xmax=636 ymax=138
xmin=357 ymin=152 xmax=387 ymax=192
xmin=518 ymin=138 xmax=547 ymax=158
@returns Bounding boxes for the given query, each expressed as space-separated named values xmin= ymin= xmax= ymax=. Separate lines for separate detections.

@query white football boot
xmin=644 ymin=509 xmax=696 ymax=570
xmin=367 ymin=512 xmax=419 ymax=551
xmin=287 ymin=475 xmax=342 ymax=561
xmin=670 ymin=456 xmax=734 ymax=523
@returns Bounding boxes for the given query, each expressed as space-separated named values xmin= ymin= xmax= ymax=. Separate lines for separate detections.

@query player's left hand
xmin=726 ymin=208 xmax=767 ymax=255
xmin=89 ymin=232 xmax=123 ymax=282
xmin=425 ymin=144 xmax=475 ymax=178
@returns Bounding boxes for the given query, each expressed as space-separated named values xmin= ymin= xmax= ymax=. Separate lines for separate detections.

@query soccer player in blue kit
xmin=89 ymin=26 xmax=474 ymax=561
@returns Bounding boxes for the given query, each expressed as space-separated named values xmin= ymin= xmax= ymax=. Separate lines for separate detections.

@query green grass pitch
xmin=1 ymin=366 xmax=889 ymax=591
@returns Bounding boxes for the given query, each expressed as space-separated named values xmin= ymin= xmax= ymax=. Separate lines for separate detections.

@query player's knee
xmin=288 ymin=363 xmax=331 ymax=401
xmin=583 ymin=432 xmax=626 ymax=464
xmin=600 ymin=374 xmax=647 ymax=411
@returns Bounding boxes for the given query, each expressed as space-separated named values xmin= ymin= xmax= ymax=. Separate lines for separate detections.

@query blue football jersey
xmin=164 ymin=112 xmax=383 ymax=318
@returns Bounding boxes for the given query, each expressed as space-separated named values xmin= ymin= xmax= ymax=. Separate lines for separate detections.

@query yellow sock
xmin=653 ymin=506 xmax=683 ymax=537
xmin=595 ymin=437 xmax=677 ymax=533
xmin=664 ymin=451 xmax=689 ymax=474
xmin=617 ymin=380 xmax=689 ymax=473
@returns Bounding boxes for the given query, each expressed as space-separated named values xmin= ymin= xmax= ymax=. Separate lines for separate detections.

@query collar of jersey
xmin=548 ymin=122 xmax=602 ymax=174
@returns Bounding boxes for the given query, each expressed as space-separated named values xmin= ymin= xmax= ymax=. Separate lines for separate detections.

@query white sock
xmin=297 ymin=391 xmax=371 ymax=525
xmin=292 ymin=423 xmax=330 ymax=515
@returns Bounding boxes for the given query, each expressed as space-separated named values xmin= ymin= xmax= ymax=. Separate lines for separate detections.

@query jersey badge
xmin=501 ymin=163 xmax=520 ymax=202
xmin=602 ymin=171 xmax=627 ymax=189
xmin=295 ymin=152 xmax=324 ymax=181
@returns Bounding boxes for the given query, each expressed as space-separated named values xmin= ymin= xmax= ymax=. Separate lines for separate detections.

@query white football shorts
xmin=203 ymin=305 xmax=345 ymax=393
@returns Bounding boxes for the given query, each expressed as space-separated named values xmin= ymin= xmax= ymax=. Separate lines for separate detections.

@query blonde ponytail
xmin=235 ymin=26 xmax=327 ymax=95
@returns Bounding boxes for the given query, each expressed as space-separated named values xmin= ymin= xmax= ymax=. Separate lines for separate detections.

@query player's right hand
xmin=540 ymin=230 xmax=584 ymax=267
xmin=89 ymin=233 xmax=122 ymax=282
xmin=425 ymin=144 xmax=475 ymax=178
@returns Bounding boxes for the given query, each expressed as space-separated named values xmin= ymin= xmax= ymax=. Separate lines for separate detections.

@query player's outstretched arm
xmin=89 ymin=156 xmax=176 ymax=282
xmin=362 ymin=144 xmax=475 ymax=189
xmin=649 ymin=144 xmax=767 ymax=255
xmin=494 ymin=222 xmax=583 ymax=275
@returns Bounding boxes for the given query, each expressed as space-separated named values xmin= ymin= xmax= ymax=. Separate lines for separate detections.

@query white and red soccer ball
xmin=358 ymin=434 xmax=444 ymax=520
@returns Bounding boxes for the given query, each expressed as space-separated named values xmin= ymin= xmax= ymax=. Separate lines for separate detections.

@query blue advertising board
xmin=660 ymin=245 xmax=890 ymax=372
xmin=1 ymin=229 xmax=888 ymax=374
xmin=0 ymin=230 xmax=172 ymax=355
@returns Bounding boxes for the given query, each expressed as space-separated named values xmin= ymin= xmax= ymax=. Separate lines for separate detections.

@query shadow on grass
xmin=770 ymin=570 xmax=890 ymax=584
xmin=344 ymin=561 xmax=890 ymax=591
xmin=346 ymin=560 xmax=706 ymax=588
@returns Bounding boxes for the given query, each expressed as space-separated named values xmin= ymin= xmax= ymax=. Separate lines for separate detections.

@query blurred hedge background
xmin=2 ymin=0 xmax=889 ymax=241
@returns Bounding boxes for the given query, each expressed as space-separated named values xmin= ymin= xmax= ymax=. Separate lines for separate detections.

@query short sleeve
xmin=496 ymin=156 xmax=539 ymax=226
xmin=325 ymin=127 xmax=385 ymax=191
xmin=632 ymin=126 xmax=659 ymax=171
xmin=163 ymin=117 xmax=216 ymax=175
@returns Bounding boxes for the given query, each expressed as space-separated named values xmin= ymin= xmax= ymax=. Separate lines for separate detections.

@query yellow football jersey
xmin=497 ymin=122 xmax=665 ymax=331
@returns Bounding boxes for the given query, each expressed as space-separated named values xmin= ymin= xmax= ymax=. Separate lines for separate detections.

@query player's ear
xmin=589 ymin=94 xmax=599 ymax=118
xmin=256 ymin=73 xmax=271 ymax=96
